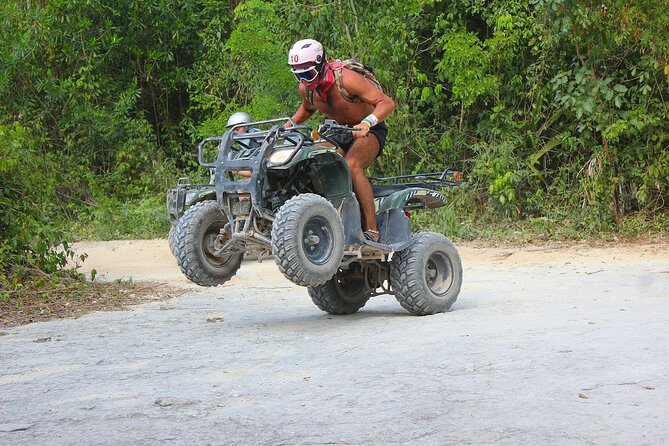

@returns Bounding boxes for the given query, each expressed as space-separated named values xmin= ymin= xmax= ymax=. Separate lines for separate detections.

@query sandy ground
xmin=1 ymin=238 xmax=668 ymax=445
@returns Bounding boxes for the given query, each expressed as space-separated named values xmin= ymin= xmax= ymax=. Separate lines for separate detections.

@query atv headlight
xmin=267 ymin=148 xmax=297 ymax=167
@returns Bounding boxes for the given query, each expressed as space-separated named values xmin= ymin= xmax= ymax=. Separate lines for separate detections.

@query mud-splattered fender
xmin=375 ymin=188 xmax=447 ymax=214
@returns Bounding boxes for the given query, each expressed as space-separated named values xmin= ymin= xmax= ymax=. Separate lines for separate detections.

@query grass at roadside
xmin=0 ymin=270 xmax=183 ymax=328
xmin=411 ymin=201 xmax=669 ymax=243
xmin=70 ymin=195 xmax=172 ymax=241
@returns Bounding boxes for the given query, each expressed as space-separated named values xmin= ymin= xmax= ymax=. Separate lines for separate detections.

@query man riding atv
xmin=167 ymin=41 xmax=463 ymax=316
xmin=287 ymin=38 xmax=395 ymax=242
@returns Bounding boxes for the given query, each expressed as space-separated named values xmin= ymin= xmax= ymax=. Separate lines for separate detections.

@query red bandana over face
xmin=305 ymin=62 xmax=335 ymax=101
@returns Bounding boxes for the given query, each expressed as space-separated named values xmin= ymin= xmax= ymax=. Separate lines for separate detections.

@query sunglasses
xmin=291 ymin=65 xmax=319 ymax=83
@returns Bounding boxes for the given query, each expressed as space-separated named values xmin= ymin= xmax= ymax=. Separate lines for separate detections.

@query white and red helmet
xmin=288 ymin=39 xmax=324 ymax=66
xmin=288 ymin=39 xmax=325 ymax=86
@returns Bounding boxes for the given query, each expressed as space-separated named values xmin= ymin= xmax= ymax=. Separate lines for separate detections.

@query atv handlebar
xmin=315 ymin=119 xmax=362 ymax=136
xmin=311 ymin=119 xmax=365 ymax=147
xmin=199 ymin=119 xmax=349 ymax=168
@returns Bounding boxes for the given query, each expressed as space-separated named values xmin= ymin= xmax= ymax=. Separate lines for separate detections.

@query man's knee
xmin=345 ymin=156 xmax=366 ymax=174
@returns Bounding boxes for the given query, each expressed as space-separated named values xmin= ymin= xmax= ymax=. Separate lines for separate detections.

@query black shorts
xmin=330 ymin=121 xmax=388 ymax=158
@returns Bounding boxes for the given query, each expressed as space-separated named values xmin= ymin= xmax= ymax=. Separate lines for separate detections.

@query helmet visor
xmin=291 ymin=65 xmax=319 ymax=83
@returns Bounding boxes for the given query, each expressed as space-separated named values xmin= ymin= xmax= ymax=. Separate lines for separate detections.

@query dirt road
xmin=1 ymin=239 xmax=668 ymax=445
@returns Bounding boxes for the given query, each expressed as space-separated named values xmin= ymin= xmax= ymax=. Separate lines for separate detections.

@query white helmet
xmin=226 ymin=111 xmax=251 ymax=127
xmin=288 ymin=39 xmax=324 ymax=66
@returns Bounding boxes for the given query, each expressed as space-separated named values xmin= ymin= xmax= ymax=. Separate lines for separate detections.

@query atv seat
xmin=371 ymin=183 xmax=412 ymax=198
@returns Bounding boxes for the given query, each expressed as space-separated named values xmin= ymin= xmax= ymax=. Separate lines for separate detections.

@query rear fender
xmin=377 ymin=209 xmax=412 ymax=251
xmin=375 ymin=188 xmax=447 ymax=214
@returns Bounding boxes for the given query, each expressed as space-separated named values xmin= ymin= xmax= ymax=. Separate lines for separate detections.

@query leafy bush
xmin=73 ymin=195 xmax=171 ymax=241
xmin=0 ymin=123 xmax=77 ymax=276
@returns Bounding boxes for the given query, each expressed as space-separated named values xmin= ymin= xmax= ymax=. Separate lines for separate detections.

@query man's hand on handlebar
xmin=352 ymin=122 xmax=370 ymax=139
xmin=319 ymin=120 xmax=367 ymax=139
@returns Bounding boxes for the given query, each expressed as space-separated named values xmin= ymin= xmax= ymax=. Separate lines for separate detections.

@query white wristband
xmin=362 ymin=114 xmax=379 ymax=128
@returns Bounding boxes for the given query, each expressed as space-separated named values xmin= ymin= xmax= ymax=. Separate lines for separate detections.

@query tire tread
xmin=174 ymin=201 xmax=241 ymax=287
xmin=390 ymin=232 xmax=462 ymax=315
xmin=272 ymin=194 xmax=344 ymax=287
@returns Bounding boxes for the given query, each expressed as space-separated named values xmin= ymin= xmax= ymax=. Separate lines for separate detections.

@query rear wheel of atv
xmin=390 ymin=232 xmax=462 ymax=316
xmin=174 ymin=201 xmax=242 ymax=287
xmin=272 ymin=193 xmax=345 ymax=287
xmin=308 ymin=262 xmax=373 ymax=314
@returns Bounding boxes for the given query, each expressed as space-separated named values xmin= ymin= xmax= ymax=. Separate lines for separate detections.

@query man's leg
xmin=345 ymin=136 xmax=380 ymax=239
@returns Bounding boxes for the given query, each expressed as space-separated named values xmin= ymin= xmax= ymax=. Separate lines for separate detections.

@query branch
xmin=336 ymin=0 xmax=355 ymax=57
xmin=349 ymin=0 xmax=359 ymax=35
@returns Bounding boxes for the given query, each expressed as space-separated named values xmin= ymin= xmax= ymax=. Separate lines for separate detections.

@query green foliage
xmin=188 ymin=0 xmax=295 ymax=138
xmin=435 ymin=27 xmax=499 ymax=109
xmin=73 ymin=195 xmax=171 ymax=241
xmin=0 ymin=123 xmax=77 ymax=276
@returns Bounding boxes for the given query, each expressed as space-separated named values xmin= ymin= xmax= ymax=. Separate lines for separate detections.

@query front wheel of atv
xmin=272 ymin=193 xmax=345 ymax=287
xmin=308 ymin=263 xmax=373 ymax=314
xmin=390 ymin=232 xmax=462 ymax=316
xmin=174 ymin=201 xmax=242 ymax=287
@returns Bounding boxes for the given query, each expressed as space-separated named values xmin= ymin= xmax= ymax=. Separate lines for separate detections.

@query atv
xmin=168 ymin=118 xmax=463 ymax=315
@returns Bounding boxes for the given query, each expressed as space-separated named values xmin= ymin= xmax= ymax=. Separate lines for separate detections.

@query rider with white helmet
xmin=288 ymin=39 xmax=326 ymax=91
xmin=225 ymin=111 xmax=256 ymax=178
xmin=227 ymin=111 xmax=252 ymax=129
xmin=286 ymin=39 xmax=396 ymax=242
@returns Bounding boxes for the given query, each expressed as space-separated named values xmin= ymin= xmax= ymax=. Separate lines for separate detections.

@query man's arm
xmin=341 ymin=69 xmax=395 ymax=137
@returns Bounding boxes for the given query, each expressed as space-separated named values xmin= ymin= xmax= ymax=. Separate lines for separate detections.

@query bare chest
xmin=310 ymin=87 xmax=373 ymax=125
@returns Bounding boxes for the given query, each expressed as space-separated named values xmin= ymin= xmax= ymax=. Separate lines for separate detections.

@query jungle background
xmin=1 ymin=0 xmax=668 ymax=285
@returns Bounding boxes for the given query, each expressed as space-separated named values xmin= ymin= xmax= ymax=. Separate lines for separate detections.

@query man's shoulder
xmin=338 ymin=67 xmax=363 ymax=84
xmin=337 ymin=67 xmax=374 ymax=93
